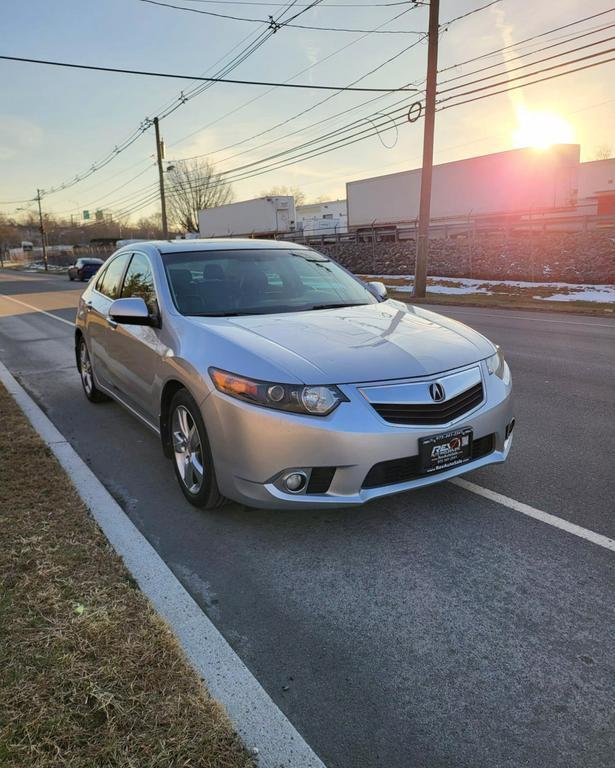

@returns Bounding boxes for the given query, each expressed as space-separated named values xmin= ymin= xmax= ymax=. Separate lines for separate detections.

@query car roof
xmin=151 ymin=238 xmax=310 ymax=255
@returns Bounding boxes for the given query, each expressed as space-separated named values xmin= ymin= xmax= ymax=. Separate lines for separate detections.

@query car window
xmin=121 ymin=253 xmax=158 ymax=314
xmin=96 ymin=253 xmax=130 ymax=299
xmin=94 ymin=265 xmax=108 ymax=290
xmin=162 ymin=248 xmax=377 ymax=316
xmin=76 ymin=259 xmax=83 ymax=267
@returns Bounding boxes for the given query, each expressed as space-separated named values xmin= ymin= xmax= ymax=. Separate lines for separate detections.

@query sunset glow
xmin=512 ymin=109 xmax=574 ymax=150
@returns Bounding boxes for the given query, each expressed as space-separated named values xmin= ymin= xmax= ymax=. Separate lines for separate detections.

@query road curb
xmin=0 ymin=359 xmax=326 ymax=768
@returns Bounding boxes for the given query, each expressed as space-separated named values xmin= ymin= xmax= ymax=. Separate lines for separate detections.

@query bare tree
xmin=260 ymin=185 xmax=305 ymax=206
xmin=135 ymin=213 xmax=164 ymax=239
xmin=593 ymin=144 xmax=612 ymax=161
xmin=167 ymin=159 xmax=233 ymax=233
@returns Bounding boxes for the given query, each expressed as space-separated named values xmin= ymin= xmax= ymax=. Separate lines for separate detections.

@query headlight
xmin=485 ymin=346 xmax=510 ymax=383
xmin=209 ymin=368 xmax=348 ymax=416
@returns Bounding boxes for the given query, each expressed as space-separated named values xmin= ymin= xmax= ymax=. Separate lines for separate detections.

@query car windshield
xmin=162 ymin=248 xmax=378 ymax=316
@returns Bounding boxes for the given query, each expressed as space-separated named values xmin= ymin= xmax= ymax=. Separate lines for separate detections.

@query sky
xmin=1 ymin=0 xmax=614 ymax=223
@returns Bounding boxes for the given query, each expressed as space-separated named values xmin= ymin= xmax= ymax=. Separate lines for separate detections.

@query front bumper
xmin=202 ymin=361 xmax=514 ymax=509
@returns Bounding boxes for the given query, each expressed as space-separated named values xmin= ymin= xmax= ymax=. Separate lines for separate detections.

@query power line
xmin=177 ymin=26 xmax=615 ymax=167
xmin=278 ymin=22 xmax=422 ymax=32
xmin=94 ymin=36 xmax=609 ymax=196
xmin=174 ymin=33 xmax=428 ymax=164
xmin=438 ymin=22 xmax=615 ymax=85
xmin=8 ymin=5 xmax=611 ymax=214
xmin=438 ymin=55 xmax=615 ymax=110
xmin=140 ymin=0 xmax=502 ymax=32
xmin=438 ymin=36 xmax=615 ymax=93
xmin=0 ymin=0 xmax=499 ymax=204
xmin=28 ymin=0 xmax=315 ymax=196
xmin=168 ymin=0 xmax=506 ymax=161
xmin=168 ymin=50 xmax=615 ymax=193
xmin=167 ymin=3 xmax=420 ymax=152
xmin=54 ymin=12 xmax=614 ymax=217
xmin=437 ymin=47 xmax=615 ymax=99
xmin=137 ymin=0 xmax=424 ymax=32
xmin=138 ymin=0 xmax=280 ymax=23
xmin=441 ymin=0 xmax=502 ymax=26
xmin=439 ymin=7 xmax=615 ymax=72
xmin=47 ymin=2 xmax=422 ymax=216
xmin=0 ymin=55 xmax=418 ymax=92
xmin=66 ymin=68 xmax=615 ymax=222
xmin=179 ymin=0 xmax=421 ymax=5
xmin=0 ymin=196 xmax=36 ymax=205
xmin=45 ymin=91 xmax=615 ymax=222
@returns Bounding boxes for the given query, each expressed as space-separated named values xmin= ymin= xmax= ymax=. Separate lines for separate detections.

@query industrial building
xmin=195 ymin=146 xmax=614 ymax=243
xmin=346 ymin=145 xmax=615 ymax=237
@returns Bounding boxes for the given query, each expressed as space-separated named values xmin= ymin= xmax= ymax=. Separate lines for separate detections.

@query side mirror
xmin=108 ymin=297 xmax=152 ymax=326
xmin=366 ymin=280 xmax=388 ymax=301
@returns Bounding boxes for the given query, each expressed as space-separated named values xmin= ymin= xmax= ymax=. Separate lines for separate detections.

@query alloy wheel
xmin=80 ymin=340 xmax=93 ymax=396
xmin=172 ymin=405 xmax=205 ymax=494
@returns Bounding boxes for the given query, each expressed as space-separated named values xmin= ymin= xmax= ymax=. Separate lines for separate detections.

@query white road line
xmin=0 ymin=292 xmax=75 ymax=327
xmin=0 ymin=360 xmax=326 ymax=768
xmin=451 ymin=477 xmax=615 ymax=553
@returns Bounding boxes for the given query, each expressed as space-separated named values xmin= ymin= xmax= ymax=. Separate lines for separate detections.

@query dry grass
xmin=387 ymin=289 xmax=615 ymax=316
xmin=0 ymin=384 xmax=254 ymax=768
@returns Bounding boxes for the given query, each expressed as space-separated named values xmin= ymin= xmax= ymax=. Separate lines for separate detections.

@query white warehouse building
xmin=346 ymin=145 xmax=615 ymax=234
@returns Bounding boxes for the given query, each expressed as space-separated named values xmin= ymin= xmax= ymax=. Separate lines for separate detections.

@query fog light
xmin=283 ymin=471 xmax=307 ymax=493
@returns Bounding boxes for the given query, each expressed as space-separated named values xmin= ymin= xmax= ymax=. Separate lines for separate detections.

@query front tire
xmin=169 ymin=389 xmax=226 ymax=509
xmin=78 ymin=337 xmax=108 ymax=403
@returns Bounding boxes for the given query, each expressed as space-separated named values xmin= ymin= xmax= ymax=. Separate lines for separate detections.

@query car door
xmin=85 ymin=252 xmax=131 ymax=390
xmin=102 ymin=251 xmax=165 ymax=421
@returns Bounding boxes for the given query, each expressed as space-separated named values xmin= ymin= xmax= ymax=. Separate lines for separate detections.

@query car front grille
xmin=371 ymin=382 xmax=484 ymax=426
xmin=362 ymin=433 xmax=495 ymax=489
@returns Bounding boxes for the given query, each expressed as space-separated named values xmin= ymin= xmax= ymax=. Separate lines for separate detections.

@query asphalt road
xmin=1 ymin=269 xmax=614 ymax=768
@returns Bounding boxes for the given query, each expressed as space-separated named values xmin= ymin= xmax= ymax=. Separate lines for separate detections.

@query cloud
xmin=0 ymin=115 xmax=43 ymax=161
xmin=490 ymin=5 xmax=524 ymax=113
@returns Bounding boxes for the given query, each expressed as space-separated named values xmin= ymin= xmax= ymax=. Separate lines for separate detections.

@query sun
xmin=512 ymin=108 xmax=574 ymax=150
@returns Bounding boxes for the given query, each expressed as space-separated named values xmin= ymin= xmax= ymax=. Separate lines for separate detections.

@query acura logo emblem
xmin=429 ymin=382 xmax=446 ymax=402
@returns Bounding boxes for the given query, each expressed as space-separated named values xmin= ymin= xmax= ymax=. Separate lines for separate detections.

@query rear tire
xmin=169 ymin=389 xmax=227 ymax=509
xmin=78 ymin=337 xmax=108 ymax=403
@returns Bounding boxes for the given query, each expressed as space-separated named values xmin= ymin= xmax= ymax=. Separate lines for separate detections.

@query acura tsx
xmin=75 ymin=239 xmax=514 ymax=509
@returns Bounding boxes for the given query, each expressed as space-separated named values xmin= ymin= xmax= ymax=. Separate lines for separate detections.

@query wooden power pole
xmin=413 ymin=0 xmax=440 ymax=298
xmin=36 ymin=189 xmax=48 ymax=272
xmin=154 ymin=117 xmax=169 ymax=239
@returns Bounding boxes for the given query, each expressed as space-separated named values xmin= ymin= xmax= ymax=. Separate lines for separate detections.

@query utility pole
xmin=154 ymin=117 xmax=169 ymax=239
xmin=36 ymin=189 xmax=48 ymax=272
xmin=413 ymin=0 xmax=439 ymax=298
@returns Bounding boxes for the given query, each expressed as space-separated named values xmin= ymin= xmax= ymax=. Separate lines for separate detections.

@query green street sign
xmin=83 ymin=210 xmax=90 ymax=220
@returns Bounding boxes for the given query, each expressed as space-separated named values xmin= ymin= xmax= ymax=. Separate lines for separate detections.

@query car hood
xmin=193 ymin=301 xmax=495 ymax=384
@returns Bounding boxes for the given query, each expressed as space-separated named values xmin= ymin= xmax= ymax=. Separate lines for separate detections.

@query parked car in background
xmin=74 ymin=239 xmax=514 ymax=509
xmin=68 ymin=258 xmax=104 ymax=282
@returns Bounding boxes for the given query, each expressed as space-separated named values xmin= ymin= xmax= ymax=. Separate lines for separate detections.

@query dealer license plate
xmin=419 ymin=427 xmax=473 ymax=474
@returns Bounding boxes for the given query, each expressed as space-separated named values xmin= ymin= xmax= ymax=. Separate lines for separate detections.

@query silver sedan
xmin=75 ymin=239 xmax=514 ymax=509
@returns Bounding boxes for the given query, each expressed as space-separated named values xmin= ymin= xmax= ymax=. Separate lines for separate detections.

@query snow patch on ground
xmin=364 ymin=275 xmax=615 ymax=303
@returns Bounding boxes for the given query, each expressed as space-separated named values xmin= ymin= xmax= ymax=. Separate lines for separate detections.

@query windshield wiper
xmin=309 ymin=302 xmax=369 ymax=310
